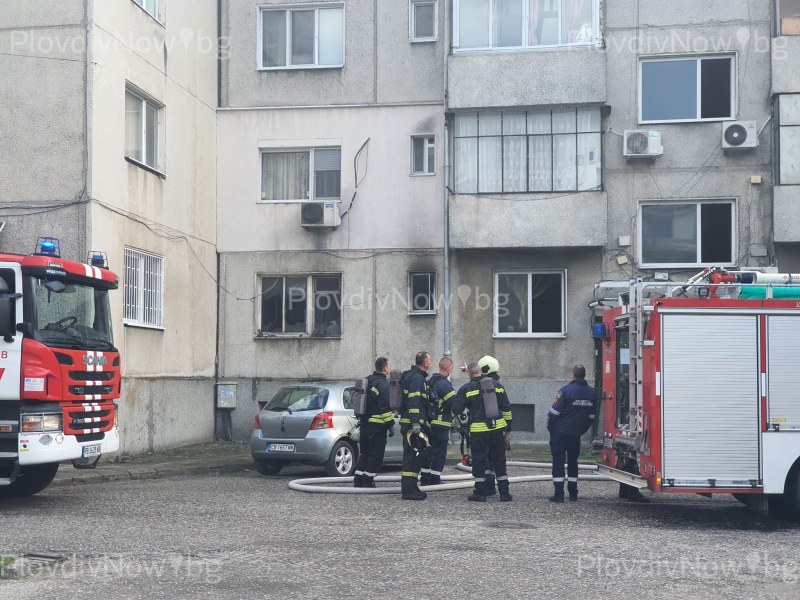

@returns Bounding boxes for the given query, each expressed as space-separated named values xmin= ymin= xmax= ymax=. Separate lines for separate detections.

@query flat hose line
xmin=288 ymin=461 xmax=611 ymax=494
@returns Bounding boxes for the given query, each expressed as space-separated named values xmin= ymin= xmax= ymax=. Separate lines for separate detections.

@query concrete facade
xmin=0 ymin=0 xmax=217 ymax=455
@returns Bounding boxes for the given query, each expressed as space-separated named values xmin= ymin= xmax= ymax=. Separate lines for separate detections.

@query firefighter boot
xmin=419 ymin=471 xmax=432 ymax=486
xmin=549 ymin=481 xmax=565 ymax=503
xmin=362 ymin=475 xmax=376 ymax=489
xmin=626 ymin=488 xmax=651 ymax=503
xmin=401 ymin=476 xmax=427 ymax=501
xmin=428 ymin=474 xmax=441 ymax=485
xmin=468 ymin=482 xmax=487 ymax=502
xmin=484 ymin=472 xmax=497 ymax=496
xmin=567 ymin=480 xmax=578 ymax=501
xmin=498 ymin=480 xmax=512 ymax=502
xmin=353 ymin=473 xmax=364 ymax=488
xmin=618 ymin=483 xmax=629 ymax=499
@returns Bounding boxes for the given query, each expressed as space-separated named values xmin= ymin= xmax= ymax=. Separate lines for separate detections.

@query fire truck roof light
xmin=88 ymin=251 xmax=108 ymax=269
xmin=35 ymin=237 xmax=61 ymax=257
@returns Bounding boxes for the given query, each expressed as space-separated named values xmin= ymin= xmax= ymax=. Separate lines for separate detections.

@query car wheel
xmin=254 ymin=460 xmax=283 ymax=476
xmin=326 ymin=440 xmax=356 ymax=477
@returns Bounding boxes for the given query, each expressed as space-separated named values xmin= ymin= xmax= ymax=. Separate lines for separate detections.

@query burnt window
xmin=409 ymin=272 xmax=436 ymax=314
xmin=259 ymin=274 xmax=342 ymax=337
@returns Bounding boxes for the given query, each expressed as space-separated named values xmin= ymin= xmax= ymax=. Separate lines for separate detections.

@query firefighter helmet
xmin=478 ymin=356 xmax=500 ymax=375
xmin=406 ymin=429 xmax=430 ymax=451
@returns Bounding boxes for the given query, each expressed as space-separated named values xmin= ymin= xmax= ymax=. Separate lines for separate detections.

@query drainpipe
xmin=443 ymin=118 xmax=451 ymax=357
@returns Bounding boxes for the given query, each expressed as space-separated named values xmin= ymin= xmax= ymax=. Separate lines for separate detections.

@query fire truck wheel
xmin=254 ymin=460 xmax=283 ymax=476
xmin=0 ymin=463 xmax=59 ymax=498
xmin=782 ymin=464 xmax=800 ymax=521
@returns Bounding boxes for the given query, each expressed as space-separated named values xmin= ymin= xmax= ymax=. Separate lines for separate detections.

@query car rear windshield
xmin=265 ymin=387 xmax=329 ymax=412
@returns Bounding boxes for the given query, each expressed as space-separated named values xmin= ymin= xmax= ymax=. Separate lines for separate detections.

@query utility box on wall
xmin=216 ymin=382 xmax=238 ymax=409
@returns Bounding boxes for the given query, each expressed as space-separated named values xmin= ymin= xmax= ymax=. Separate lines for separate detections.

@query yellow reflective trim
xmin=495 ymin=387 xmax=505 ymax=393
xmin=409 ymin=408 xmax=420 ymax=414
xmin=443 ymin=391 xmax=456 ymax=401
xmin=407 ymin=391 xmax=422 ymax=398
xmin=401 ymin=472 xmax=418 ymax=477
xmin=465 ymin=390 xmax=480 ymax=397
xmin=431 ymin=419 xmax=452 ymax=427
xmin=368 ymin=417 xmax=385 ymax=424
xmin=370 ymin=387 xmax=380 ymax=396
xmin=469 ymin=418 xmax=508 ymax=433
xmin=400 ymin=418 xmax=411 ymax=423
xmin=502 ymin=411 xmax=513 ymax=420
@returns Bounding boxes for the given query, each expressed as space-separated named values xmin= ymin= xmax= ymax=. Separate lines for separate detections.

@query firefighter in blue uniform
xmin=451 ymin=361 xmax=513 ymax=502
xmin=399 ymin=351 xmax=432 ymax=500
xmin=547 ymin=365 xmax=596 ymax=502
xmin=353 ymin=357 xmax=395 ymax=488
xmin=423 ymin=356 xmax=457 ymax=486
xmin=477 ymin=355 xmax=511 ymax=496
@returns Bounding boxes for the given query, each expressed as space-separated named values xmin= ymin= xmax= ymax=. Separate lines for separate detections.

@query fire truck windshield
xmin=31 ymin=277 xmax=115 ymax=351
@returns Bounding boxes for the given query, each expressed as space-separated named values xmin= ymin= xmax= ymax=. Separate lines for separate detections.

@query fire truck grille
xmin=63 ymin=405 xmax=114 ymax=436
xmin=68 ymin=385 xmax=115 ymax=396
xmin=76 ymin=432 xmax=105 ymax=443
xmin=69 ymin=372 xmax=114 ymax=382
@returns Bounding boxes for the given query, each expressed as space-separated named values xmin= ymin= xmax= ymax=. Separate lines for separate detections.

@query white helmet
xmin=478 ymin=355 xmax=499 ymax=375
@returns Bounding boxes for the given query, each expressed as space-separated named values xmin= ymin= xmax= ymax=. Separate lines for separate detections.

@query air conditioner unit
xmin=623 ymin=130 xmax=663 ymax=159
xmin=300 ymin=202 xmax=341 ymax=228
xmin=722 ymin=120 xmax=758 ymax=151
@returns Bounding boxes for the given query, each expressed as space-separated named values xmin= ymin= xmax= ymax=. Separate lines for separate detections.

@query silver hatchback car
xmin=251 ymin=383 xmax=403 ymax=476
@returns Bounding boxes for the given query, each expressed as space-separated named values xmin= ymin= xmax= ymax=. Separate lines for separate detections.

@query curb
xmin=50 ymin=461 xmax=253 ymax=488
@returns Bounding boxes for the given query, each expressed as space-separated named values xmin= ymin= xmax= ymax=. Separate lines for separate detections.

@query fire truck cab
xmin=594 ymin=269 xmax=800 ymax=518
xmin=0 ymin=239 xmax=120 ymax=497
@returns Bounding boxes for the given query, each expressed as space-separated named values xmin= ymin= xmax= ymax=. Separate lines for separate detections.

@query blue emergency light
xmin=35 ymin=237 xmax=61 ymax=257
xmin=88 ymin=251 xmax=108 ymax=269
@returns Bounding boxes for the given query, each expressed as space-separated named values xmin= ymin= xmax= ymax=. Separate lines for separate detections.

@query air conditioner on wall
xmin=623 ymin=130 xmax=663 ymax=160
xmin=722 ymin=121 xmax=758 ymax=151
xmin=300 ymin=202 xmax=341 ymax=228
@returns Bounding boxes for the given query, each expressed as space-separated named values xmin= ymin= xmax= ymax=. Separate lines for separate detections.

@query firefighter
xmin=424 ymin=356 xmax=457 ymax=486
xmin=353 ymin=357 xmax=395 ymax=488
xmin=451 ymin=362 xmax=513 ymax=502
xmin=476 ymin=355 xmax=512 ymax=496
xmin=399 ymin=351 xmax=432 ymax=500
xmin=547 ymin=365 xmax=596 ymax=503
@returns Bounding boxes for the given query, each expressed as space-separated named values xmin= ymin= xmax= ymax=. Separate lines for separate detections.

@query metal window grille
xmin=124 ymin=248 xmax=164 ymax=327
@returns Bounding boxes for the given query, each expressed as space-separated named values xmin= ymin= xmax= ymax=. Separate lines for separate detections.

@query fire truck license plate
xmin=82 ymin=444 xmax=101 ymax=458
xmin=267 ymin=443 xmax=295 ymax=452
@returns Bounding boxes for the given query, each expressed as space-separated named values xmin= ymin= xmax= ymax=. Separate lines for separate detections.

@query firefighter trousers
xmin=354 ymin=422 xmax=388 ymax=478
xmin=469 ymin=429 xmax=508 ymax=493
xmin=549 ymin=430 xmax=581 ymax=495
xmin=427 ymin=427 xmax=450 ymax=478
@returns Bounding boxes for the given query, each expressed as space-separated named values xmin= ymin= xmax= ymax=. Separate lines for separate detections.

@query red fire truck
xmin=594 ymin=268 xmax=800 ymax=517
xmin=0 ymin=238 xmax=120 ymax=497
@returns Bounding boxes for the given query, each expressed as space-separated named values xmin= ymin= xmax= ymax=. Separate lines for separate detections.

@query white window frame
xmin=132 ymin=0 xmax=160 ymax=21
xmin=257 ymin=3 xmax=345 ymax=70
xmin=125 ymin=86 xmax=164 ymax=175
xmin=453 ymin=0 xmax=600 ymax=52
xmin=410 ymin=0 xmax=438 ymax=42
xmin=408 ymin=271 xmax=437 ymax=315
xmin=260 ymin=146 xmax=342 ymax=203
xmin=638 ymin=55 xmax=737 ymax=125
xmin=410 ymin=135 xmax=436 ymax=176
xmin=638 ymin=199 xmax=737 ymax=269
xmin=257 ymin=274 xmax=342 ymax=337
xmin=493 ymin=270 xmax=567 ymax=338
xmin=123 ymin=247 xmax=164 ymax=329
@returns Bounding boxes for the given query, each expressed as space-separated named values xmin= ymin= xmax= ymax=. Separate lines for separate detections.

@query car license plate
xmin=267 ymin=443 xmax=295 ymax=453
xmin=82 ymin=444 xmax=101 ymax=458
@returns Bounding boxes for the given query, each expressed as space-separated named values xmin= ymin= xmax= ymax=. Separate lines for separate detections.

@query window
xmin=777 ymin=94 xmax=800 ymax=185
xmin=495 ymin=271 xmax=565 ymax=337
xmin=260 ymin=4 xmax=344 ymax=69
xmin=639 ymin=201 xmax=735 ymax=267
xmin=132 ymin=0 xmax=158 ymax=19
xmin=411 ymin=0 xmax=438 ymax=41
xmin=261 ymin=147 xmax=341 ymax=202
xmin=454 ymin=0 xmax=598 ymax=50
xmin=640 ymin=56 xmax=735 ymax=123
xmin=411 ymin=136 xmax=435 ymax=175
xmin=778 ymin=0 xmax=800 ymax=35
xmin=124 ymin=248 xmax=164 ymax=328
xmin=409 ymin=272 xmax=436 ymax=313
xmin=125 ymin=88 xmax=161 ymax=171
xmin=453 ymin=107 xmax=602 ymax=193
xmin=259 ymin=275 xmax=342 ymax=337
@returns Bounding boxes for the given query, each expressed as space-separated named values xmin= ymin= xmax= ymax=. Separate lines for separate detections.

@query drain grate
xmin=0 ymin=553 xmax=68 ymax=579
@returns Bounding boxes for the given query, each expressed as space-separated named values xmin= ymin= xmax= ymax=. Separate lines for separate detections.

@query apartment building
xmin=0 ymin=0 xmax=218 ymax=453
xmin=218 ymin=0 xmax=800 ymax=440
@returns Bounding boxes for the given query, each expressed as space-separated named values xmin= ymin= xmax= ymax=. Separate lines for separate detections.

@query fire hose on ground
xmin=288 ymin=461 xmax=613 ymax=494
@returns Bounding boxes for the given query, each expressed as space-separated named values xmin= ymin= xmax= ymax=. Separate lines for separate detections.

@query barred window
xmin=124 ymin=248 xmax=164 ymax=328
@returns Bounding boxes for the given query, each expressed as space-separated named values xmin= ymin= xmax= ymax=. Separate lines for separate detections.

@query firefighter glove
xmin=504 ymin=431 xmax=512 ymax=452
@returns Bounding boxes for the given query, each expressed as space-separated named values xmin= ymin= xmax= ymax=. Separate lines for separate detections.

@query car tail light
xmin=310 ymin=411 xmax=334 ymax=430
xmin=255 ymin=412 xmax=261 ymax=429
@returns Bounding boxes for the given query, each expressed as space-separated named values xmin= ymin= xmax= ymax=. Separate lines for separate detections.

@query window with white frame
xmin=639 ymin=201 xmax=735 ymax=267
xmin=125 ymin=88 xmax=161 ymax=170
xmin=777 ymin=0 xmax=800 ymax=35
xmin=261 ymin=147 xmax=341 ymax=202
xmin=124 ymin=248 xmax=164 ymax=328
xmin=454 ymin=107 xmax=602 ymax=193
xmin=132 ymin=0 xmax=158 ymax=19
xmin=260 ymin=4 xmax=344 ymax=69
xmin=777 ymin=94 xmax=800 ymax=185
xmin=259 ymin=274 xmax=342 ymax=336
xmin=411 ymin=135 xmax=435 ymax=175
xmin=640 ymin=56 xmax=735 ymax=123
xmin=454 ymin=0 xmax=598 ymax=50
xmin=495 ymin=271 xmax=565 ymax=337
xmin=411 ymin=0 xmax=438 ymax=41
xmin=409 ymin=272 xmax=436 ymax=313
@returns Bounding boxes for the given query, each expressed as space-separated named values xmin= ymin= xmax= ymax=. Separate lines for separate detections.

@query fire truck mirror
xmin=0 ymin=296 xmax=15 ymax=341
